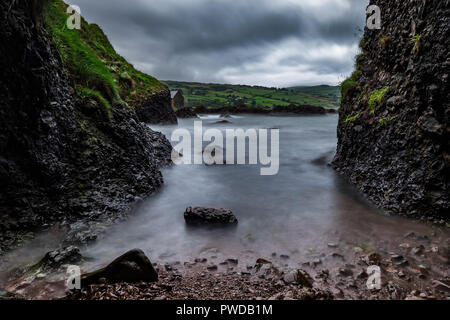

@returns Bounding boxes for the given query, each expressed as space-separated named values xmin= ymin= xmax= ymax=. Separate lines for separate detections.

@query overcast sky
xmin=72 ymin=0 xmax=369 ymax=87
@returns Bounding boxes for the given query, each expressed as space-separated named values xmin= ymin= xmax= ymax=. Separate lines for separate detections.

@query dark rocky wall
xmin=0 ymin=1 xmax=173 ymax=252
xmin=135 ymin=88 xmax=178 ymax=124
xmin=333 ymin=0 xmax=449 ymax=220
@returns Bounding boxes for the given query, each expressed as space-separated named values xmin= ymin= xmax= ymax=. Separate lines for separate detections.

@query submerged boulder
xmin=184 ymin=207 xmax=238 ymax=225
xmin=81 ymin=249 xmax=158 ymax=287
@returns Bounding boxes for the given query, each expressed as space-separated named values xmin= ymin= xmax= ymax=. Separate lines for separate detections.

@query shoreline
xmin=69 ymin=228 xmax=449 ymax=300
xmin=2 ymin=220 xmax=449 ymax=300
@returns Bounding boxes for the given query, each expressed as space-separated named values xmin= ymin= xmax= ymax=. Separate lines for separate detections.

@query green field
xmin=164 ymin=81 xmax=340 ymax=109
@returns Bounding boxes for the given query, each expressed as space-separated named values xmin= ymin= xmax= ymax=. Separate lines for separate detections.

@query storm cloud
xmin=71 ymin=0 xmax=369 ymax=87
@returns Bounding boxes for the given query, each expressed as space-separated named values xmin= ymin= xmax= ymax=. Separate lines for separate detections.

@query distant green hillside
xmin=45 ymin=0 xmax=166 ymax=115
xmin=164 ymin=81 xmax=340 ymax=109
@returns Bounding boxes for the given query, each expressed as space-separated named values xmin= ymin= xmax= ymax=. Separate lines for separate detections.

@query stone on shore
xmin=81 ymin=249 xmax=158 ymax=287
xmin=32 ymin=246 xmax=83 ymax=272
xmin=282 ymin=269 xmax=314 ymax=287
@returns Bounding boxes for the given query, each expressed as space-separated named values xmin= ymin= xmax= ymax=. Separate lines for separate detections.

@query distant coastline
xmin=164 ymin=81 xmax=340 ymax=110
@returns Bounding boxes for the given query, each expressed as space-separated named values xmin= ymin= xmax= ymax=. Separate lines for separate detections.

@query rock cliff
xmin=0 ymin=0 xmax=174 ymax=252
xmin=333 ymin=0 xmax=449 ymax=220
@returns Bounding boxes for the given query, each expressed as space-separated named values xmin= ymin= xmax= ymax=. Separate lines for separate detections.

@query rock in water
xmin=184 ymin=207 xmax=238 ymax=224
xmin=213 ymin=120 xmax=231 ymax=124
xmin=81 ymin=249 xmax=158 ymax=287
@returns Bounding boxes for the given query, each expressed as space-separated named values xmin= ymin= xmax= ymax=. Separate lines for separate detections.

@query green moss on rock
xmin=379 ymin=36 xmax=391 ymax=48
xmin=340 ymin=71 xmax=360 ymax=101
xmin=378 ymin=115 xmax=397 ymax=126
xmin=76 ymin=85 xmax=112 ymax=119
xmin=345 ymin=113 xmax=360 ymax=124
xmin=410 ymin=34 xmax=422 ymax=54
xmin=368 ymin=87 xmax=389 ymax=114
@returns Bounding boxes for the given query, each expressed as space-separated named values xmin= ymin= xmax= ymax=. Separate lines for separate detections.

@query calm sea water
xmin=1 ymin=114 xmax=447 ymax=282
xmin=81 ymin=114 xmax=445 ymax=268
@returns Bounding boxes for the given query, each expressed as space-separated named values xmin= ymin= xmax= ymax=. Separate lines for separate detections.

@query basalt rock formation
xmin=333 ymin=0 xmax=449 ymax=220
xmin=135 ymin=89 xmax=178 ymax=124
xmin=0 ymin=0 xmax=174 ymax=253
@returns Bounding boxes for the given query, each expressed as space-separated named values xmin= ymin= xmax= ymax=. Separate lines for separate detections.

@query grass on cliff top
xmin=44 ymin=0 xmax=166 ymax=112
xmin=340 ymin=37 xmax=367 ymax=102
xmin=340 ymin=70 xmax=360 ymax=101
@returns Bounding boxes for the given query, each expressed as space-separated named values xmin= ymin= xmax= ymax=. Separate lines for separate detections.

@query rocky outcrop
xmin=333 ymin=0 xmax=449 ymax=220
xmin=0 ymin=1 xmax=173 ymax=253
xmin=135 ymin=88 xmax=178 ymax=124
xmin=184 ymin=207 xmax=238 ymax=225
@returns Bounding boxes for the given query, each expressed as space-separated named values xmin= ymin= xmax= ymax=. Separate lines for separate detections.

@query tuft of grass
xmin=356 ymin=53 xmax=365 ymax=66
xmin=340 ymin=70 xmax=360 ymax=101
xmin=340 ymin=46 xmax=366 ymax=102
xmin=410 ymin=34 xmax=422 ymax=54
xmin=368 ymin=87 xmax=389 ymax=114
xmin=76 ymin=85 xmax=112 ymax=119
xmin=378 ymin=115 xmax=397 ymax=126
xmin=379 ymin=36 xmax=390 ymax=48
xmin=345 ymin=113 xmax=360 ymax=124
xmin=359 ymin=38 xmax=366 ymax=49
